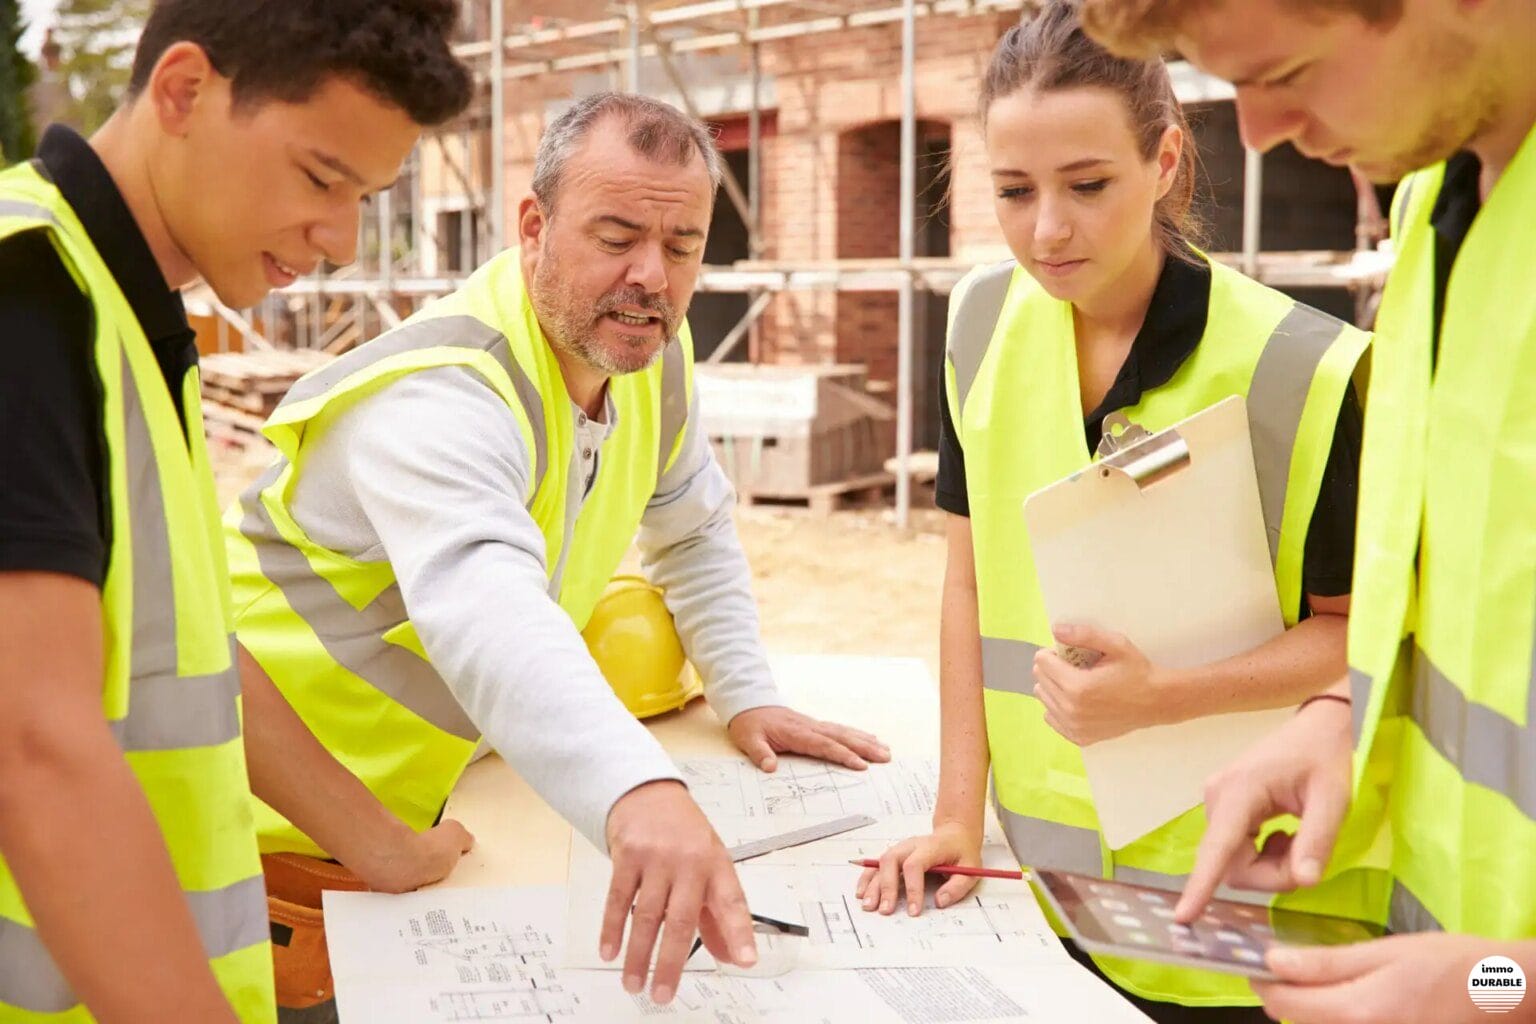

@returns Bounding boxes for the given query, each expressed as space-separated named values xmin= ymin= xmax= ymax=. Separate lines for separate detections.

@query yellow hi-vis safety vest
xmin=946 ymin=254 xmax=1390 ymax=1006
xmin=0 ymin=165 xmax=273 ymax=1021
xmin=1349 ymin=123 xmax=1536 ymax=939
xmin=225 ymin=247 xmax=693 ymax=856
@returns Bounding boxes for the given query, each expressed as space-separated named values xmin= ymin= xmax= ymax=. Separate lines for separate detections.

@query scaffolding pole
xmin=627 ymin=2 xmax=642 ymax=92
xmin=748 ymin=4 xmax=764 ymax=358
xmin=895 ymin=0 xmax=916 ymax=529
xmin=490 ymin=0 xmax=506 ymax=253
xmin=748 ymin=5 xmax=763 ymax=255
xmin=474 ymin=0 xmax=1028 ymax=79
xmin=1242 ymin=147 xmax=1263 ymax=278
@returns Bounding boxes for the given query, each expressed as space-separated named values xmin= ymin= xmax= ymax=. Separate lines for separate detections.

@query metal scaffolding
xmin=208 ymin=0 xmax=1390 ymax=528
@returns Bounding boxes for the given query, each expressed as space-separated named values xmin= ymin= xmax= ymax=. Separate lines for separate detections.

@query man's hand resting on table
xmin=601 ymin=780 xmax=758 ymax=1005
xmin=727 ymin=706 xmax=891 ymax=772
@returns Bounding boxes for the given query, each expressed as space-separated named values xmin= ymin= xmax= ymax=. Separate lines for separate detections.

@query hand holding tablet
xmin=1032 ymin=869 xmax=1383 ymax=981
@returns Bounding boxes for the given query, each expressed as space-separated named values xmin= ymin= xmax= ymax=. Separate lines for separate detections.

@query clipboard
xmin=1022 ymin=395 xmax=1293 ymax=849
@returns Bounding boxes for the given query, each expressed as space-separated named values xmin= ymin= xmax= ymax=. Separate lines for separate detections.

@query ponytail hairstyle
xmin=980 ymin=0 xmax=1206 ymax=259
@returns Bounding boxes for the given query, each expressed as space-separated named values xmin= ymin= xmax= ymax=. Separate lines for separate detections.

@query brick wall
xmin=753 ymin=13 xmax=1016 ymax=380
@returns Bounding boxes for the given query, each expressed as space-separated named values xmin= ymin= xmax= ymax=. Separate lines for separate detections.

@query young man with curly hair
xmin=0 ymin=2 xmax=474 ymax=1020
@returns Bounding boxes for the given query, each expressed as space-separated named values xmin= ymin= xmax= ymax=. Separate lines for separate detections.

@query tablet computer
xmin=1032 ymin=868 xmax=1384 ymax=981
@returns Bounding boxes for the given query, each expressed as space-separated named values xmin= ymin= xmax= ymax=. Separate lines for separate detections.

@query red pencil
xmin=848 ymin=858 xmax=1027 ymax=880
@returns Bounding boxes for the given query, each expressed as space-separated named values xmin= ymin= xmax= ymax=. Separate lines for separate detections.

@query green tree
xmin=0 ymin=0 xmax=36 ymax=164
xmin=53 ymin=0 xmax=148 ymax=134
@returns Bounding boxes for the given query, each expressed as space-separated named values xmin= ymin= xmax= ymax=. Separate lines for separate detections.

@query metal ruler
xmin=725 ymin=814 xmax=878 ymax=863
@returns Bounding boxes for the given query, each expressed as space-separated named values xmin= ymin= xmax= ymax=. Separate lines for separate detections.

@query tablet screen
xmin=1034 ymin=869 xmax=1383 ymax=978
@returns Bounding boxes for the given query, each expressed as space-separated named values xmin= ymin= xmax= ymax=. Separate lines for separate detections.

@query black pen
xmin=685 ymin=912 xmax=810 ymax=962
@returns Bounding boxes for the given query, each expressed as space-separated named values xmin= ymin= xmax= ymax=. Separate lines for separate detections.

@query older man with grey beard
xmin=224 ymin=91 xmax=890 ymax=1014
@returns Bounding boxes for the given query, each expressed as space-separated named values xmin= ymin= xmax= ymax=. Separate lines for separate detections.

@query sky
xmin=19 ymin=0 xmax=59 ymax=56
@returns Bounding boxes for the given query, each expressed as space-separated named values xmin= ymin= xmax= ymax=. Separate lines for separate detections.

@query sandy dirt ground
xmin=217 ymin=455 xmax=947 ymax=679
xmin=726 ymin=505 xmax=946 ymax=680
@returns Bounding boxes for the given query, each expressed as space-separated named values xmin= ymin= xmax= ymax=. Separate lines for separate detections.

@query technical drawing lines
xmin=428 ymin=984 xmax=578 ymax=1022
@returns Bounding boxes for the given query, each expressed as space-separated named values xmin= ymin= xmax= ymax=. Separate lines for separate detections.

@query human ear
xmin=517 ymin=194 xmax=548 ymax=253
xmin=143 ymin=41 xmax=218 ymax=137
xmin=1153 ymin=123 xmax=1183 ymax=202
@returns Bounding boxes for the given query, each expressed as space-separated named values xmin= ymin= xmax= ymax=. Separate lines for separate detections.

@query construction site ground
xmin=215 ymin=458 xmax=947 ymax=680
xmin=708 ymin=505 xmax=946 ymax=680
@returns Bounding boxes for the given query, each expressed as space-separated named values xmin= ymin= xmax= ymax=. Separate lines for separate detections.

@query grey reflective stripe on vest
xmin=1353 ymin=642 xmax=1536 ymax=822
xmin=1409 ymin=646 xmax=1536 ymax=823
xmin=546 ymin=439 xmax=587 ymax=601
xmin=1389 ymin=880 xmax=1444 ymax=933
xmin=1247 ymin=302 xmax=1351 ymax=565
xmin=981 ymin=637 xmax=1042 ymax=695
xmin=947 ymin=261 xmax=1016 ymax=412
xmin=0 ymin=199 xmax=60 ymax=224
xmin=112 ymin=663 xmax=242 ymax=751
xmin=993 ymin=798 xmax=1270 ymax=905
xmin=238 ymin=463 xmax=480 ymax=741
xmin=281 ymin=314 xmax=549 ymax=490
xmin=1391 ymin=174 xmax=1421 ymax=238
xmin=117 ymin=347 xmax=243 ymax=751
xmin=0 ymin=875 xmax=269 ymax=1014
xmin=994 ymin=794 xmax=1104 ymax=874
xmin=658 ymin=338 xmax=689 ymax=479
xmin=1350 ymin=666 xmax=1373 ymax=741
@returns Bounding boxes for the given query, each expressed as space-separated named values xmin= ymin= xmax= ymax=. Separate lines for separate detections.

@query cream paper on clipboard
xmin=1022 ymin=395 xmax=1293 ymax=850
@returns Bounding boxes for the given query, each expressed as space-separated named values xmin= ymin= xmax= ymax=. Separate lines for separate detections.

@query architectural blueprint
xmin=562 ymin=852 xmax=1061 ymax=972
xmin=680 ymin=756 xmax=939 ymax=823
xmin=324 ymin=887 xmax=584 ymax=1022
xmin=323 ymin=886 xmax=1150 ymax=1023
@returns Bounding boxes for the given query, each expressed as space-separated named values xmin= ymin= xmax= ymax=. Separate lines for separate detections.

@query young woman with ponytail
xmin=856 ymin=4 xmax=1384 ymax=1020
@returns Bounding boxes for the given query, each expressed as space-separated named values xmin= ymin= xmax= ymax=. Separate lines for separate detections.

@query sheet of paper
xmin=564 ymin=853 xmax=1063 ymax=971
xmin=563 ymin=812 xmax=1030 ymax=972
xmin=324 ymin=885 xmax=1148 ymax=1023
xmin=679 ymin=756 xmax=939 ymax=824
xmin=325 ymin=886 xmax=577 ymax=1022
xmin=573 ymin=965 xmax=1150 ymax=1023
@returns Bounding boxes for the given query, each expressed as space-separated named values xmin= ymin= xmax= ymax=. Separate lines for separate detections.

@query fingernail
xmin=881 ymin=899 xmax=892 ymax=913
xmin=1298 ymin=857 xmax=1322 ymax=884
xmin=1267 ymin=947 xmax=1299 ymax=972
xmin=653 ymin=985 xmax=674 ymax=1004
xmin=863 ymin=897 xmax=876 ymax=909
xmin=600 ymin=943 xmax=618 ymax=961
xmin=908 ymin=902 xmax=919 ymax=916
xmin=623 ymin=974 xmax=642 ymax=994
xmin=736 ymin=945 xmax=758 ymax=965
xmin=936 ymin=895 xmax=948 ymax=908
xmin=852 ymin=758 xmax=868 ymax=770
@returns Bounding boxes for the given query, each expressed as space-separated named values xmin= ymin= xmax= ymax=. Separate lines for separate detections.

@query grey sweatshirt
xmin=288 ymin=363 xmax=783 ymax=854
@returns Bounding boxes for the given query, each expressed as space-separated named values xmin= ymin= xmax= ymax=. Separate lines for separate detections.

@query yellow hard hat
xmin=581 ymin=575 xmax=703 ymax=720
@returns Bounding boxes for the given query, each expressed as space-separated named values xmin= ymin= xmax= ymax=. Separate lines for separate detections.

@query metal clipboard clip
xmin=1094 ymin=412 xmax=1191 ymax=490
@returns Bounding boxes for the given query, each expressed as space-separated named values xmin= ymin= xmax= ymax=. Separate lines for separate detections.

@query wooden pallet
xmin=200 ymin=349 xmax=331 ymax=466
xmin=201 ymin=349 xmax=333 ymax=411
xmin=738 ymin=471 xmax=897 ymax=515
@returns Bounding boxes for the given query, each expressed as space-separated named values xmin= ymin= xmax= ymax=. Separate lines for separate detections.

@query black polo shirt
xmin=936 ymin=254 xmax=1363 ymax=602
xmin=0 ymin=125 xmax=198 ymax=588
xmin=1430 ymin=150 xmax=1482 ymax=358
